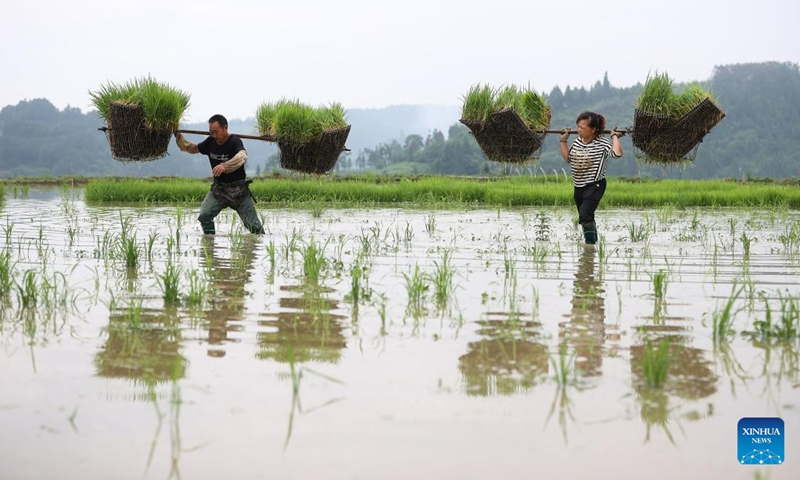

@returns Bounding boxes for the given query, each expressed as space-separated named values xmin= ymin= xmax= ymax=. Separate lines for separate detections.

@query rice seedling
xmin=346 ymin=256 xmax=372 ymax=305
xmin=0 ymin=250 xmax=13 ymax=297
xmin=461 ymin=83 xmax=551 ymax=130
xmin=300 ymin=238 xmax=328 ymax=283
xmin=550 ymin=343 xmax=574 ymax=386
xmin=16 ymin=269 xmax=38 ymax=309
xmin=711 ymin=283 xmax=744 ymax=341
xmin=309 ymin=202 xmax=325 ymax=219
xmin=527 ymin=243 xmax=548 ymax=268
xmin=460 ymin=84 xmax=494 ymax=122
xmin=749 ymin=291 xmax=799 ymax=341
xmin=185 ymin=269 xmax=207 ymax=307
xmin=403 ymin=265 xmax=429 ymax=317
xmin=740 ymin=231 xmax=752 ymax=261
xmin=673 ymin=83 xmax=716 ymax=118
xmin=626 ymin=220 xmax=650 ymax=243
xmin=158 ymin=262 xmax=182 ymax=304
xmin=89 ymin=76 xmax=190 ymax=131
xmin=636 ymin=72 xmax=717 ymax=119
xmin=652 ymin=269 xmax=668 ymax=302
xmin=636 ymin=72 xmax=675 ymax=116
xmin=429 ymin=250 xmax=455 ymax=310
xmin=641 ymin=339 xmax=670 ymax=388
xmin=502 ymin=246 xmax=517 ymax=278
xmin=424 ymin=214 xmax=436 ymax=234
xmin=257 ymin=99 xmax=347 ymax=143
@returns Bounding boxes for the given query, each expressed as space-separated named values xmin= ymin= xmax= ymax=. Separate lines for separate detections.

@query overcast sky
xmin=1 ymin=0 xmax=797 ymax=122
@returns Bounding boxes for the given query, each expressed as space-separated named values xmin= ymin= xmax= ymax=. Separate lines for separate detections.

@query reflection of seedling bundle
xmin=94 ymin=302 xmax=187 ymax=388
xmin=632 ymin=72 xmax=725 ymax=164
xmin=90 ymin=77 xmax=190 ymax=162
xmin=460 ymin=84 xmax=552 ymax=164
xmin=256 ymin=99 xmax=350 ymax=174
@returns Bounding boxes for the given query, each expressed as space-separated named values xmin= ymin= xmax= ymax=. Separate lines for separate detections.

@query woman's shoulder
xmin=596 ymin=136 xmax=613 ymax=146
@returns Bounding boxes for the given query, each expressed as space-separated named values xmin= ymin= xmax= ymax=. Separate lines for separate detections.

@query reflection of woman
xmin=560 ymin=112 xmax=623 ymax=245
xmin=561 ymin=247 xmax=606 ymax=377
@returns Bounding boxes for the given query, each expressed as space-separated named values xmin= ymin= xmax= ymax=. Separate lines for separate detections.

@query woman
xmin=560 ymin=112 xmax=624 ymax=245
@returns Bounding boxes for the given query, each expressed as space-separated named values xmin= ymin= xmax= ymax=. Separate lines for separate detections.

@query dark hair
xmin=576 ymin=111 xmax=605 ymax=139
xmin=208 ymin=114 xmax=228 ymax=127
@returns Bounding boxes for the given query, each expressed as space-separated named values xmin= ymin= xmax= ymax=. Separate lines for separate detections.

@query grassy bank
xmin=80 ymin=176 xmax=800 ymax=208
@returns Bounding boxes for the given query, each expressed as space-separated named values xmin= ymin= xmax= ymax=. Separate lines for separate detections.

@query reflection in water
xmin=94 ymin=305 xmax=187 ymax=390
xmin=631 ymin=317 xmax=719 ymax=443
xmin=200 ymin=235 xmax=258 ymax=357
xmin=256 ymin=283 xmax=347 ymax=365
xmin=560 ymin=247 xmax=610 ymax=377
xmin=459 ymin=314 xmax=549 ymax=396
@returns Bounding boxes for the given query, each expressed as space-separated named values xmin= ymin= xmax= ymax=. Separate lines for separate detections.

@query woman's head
xmin=575 ymin=111 xmax=606 ymax=141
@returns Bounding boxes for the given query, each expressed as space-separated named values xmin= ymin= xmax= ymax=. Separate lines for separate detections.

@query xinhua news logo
xmin=738 ymin=417 xmax=785 ymax=465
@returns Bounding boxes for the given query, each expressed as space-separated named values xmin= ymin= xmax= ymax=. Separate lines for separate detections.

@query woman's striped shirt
xmin=568 ymin=136 xmax=621 ymax=187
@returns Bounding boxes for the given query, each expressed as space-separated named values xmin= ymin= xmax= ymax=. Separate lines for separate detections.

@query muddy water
xmin=1 ymin=188 xmax=798 ymax=480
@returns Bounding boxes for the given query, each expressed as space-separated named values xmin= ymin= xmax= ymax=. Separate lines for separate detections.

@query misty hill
xmin=0 ymin=61 xmax=798 ymax=179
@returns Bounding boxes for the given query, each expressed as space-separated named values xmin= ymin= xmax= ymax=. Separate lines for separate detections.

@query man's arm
xmin=211 ymin=149 xmax=248 ymax=177
xmin=174 ymin=131 xmax=200 ymax=154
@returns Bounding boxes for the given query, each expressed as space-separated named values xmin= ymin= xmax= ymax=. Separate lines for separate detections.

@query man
xmin=174 ymin=114 xmax=264 ymax=234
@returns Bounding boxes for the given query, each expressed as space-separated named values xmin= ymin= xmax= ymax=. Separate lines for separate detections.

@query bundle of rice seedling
xmin=460 ymin=83 xmax=551 ymax=163
xmin=632 ymin=73 xmax=724 ymax=164
xmin=256 ymin=100 xmax=350 ymax=174
xmin=90 ymin=77 xmax=190 ymax=162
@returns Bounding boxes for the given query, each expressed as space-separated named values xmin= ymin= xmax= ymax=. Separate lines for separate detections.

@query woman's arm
xmin=610 ymin=128 xmax=623 ymax=157
xmin=559 ymin=128 xmax=570 ymax=162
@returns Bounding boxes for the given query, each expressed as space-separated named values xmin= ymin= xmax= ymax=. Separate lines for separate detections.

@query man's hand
xmin=560 ymin=127 xmax=571 ymax=143
xmin=175 ymin=131 xmax=199 ymax=154
xmin=610 ymin=127 xmax=625 ymax=138
xmin=212 ymin=165 xmax=226 ymax=177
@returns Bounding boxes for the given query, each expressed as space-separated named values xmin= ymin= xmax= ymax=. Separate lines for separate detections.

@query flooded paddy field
xmin=1 ymin=187 xmax=799 ymax=479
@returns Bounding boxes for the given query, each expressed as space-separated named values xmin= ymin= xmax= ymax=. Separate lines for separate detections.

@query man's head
xmin=208 ymin=114 xmax=229 ymax=144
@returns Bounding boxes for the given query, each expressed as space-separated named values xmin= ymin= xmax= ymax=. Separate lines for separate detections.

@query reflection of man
xmin=175 ymin=114 xmax=264 ymax=235
xmin=560 ymin=247 xmax=607 ymax=377
xmin=200 ymin=235 xmax=258 ymax=357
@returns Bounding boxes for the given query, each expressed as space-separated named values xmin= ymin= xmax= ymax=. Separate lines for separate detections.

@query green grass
xmin=461 ymin=83 xmax=551 ymax=130
xmin=89 ymin=76 xmax=190 ymax=131
xmin=636 ymin=72 xmax=718 ymax=119
xmin=256 ymin=99 xmax=347 ymax=142
xmin=84 ymin=176 xmax=800 ymax=208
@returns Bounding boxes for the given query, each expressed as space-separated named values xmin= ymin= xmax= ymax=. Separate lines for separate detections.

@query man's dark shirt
xmin=198 ymin=135 xmax=246 ymax=183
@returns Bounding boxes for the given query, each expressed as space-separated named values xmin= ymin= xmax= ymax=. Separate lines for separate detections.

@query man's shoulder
xmin=227 ymin=134 xmax=244 ymax=147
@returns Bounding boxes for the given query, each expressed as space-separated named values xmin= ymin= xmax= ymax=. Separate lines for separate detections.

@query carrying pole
xmin=176 ymin=129 xmax=277 ymax=142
